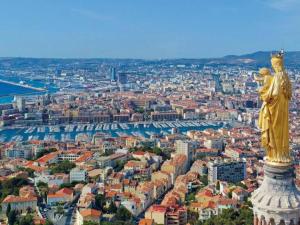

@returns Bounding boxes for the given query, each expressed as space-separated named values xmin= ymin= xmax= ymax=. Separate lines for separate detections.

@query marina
xmin=0 ymin=120 xmax=224 ymax=142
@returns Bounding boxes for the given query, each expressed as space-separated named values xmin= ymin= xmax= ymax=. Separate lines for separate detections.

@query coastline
xmin=0 ymin=79 xmax=45 ymax=92
xmin=0 ymin=79 xmax=47 ymax=104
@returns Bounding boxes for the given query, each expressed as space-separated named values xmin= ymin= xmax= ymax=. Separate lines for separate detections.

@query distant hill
xmin=210 ymin=51 xmax=300 ymax=67
xmin=0 ymin=51 xmax=299 ymax=68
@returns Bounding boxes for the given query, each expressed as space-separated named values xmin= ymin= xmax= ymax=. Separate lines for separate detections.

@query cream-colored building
xmin=76 ymin=209 xmax=101 ymax=225
xmin=2 ymin=195 xmax=37 ymax=213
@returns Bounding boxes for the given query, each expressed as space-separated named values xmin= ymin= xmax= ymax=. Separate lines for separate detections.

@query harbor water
xmin=0 ymin=121 xmax=224 ymax=142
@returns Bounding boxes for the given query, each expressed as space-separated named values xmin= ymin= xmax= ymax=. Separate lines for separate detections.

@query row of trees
xmin=187 ymin=208 xmax=253 ymax=225
xmin=6 ymin=205 xmax=53 ymax=225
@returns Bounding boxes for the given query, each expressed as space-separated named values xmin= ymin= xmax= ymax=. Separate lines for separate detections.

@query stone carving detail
xmin=252 ymin=164 xmax=300 ymax=225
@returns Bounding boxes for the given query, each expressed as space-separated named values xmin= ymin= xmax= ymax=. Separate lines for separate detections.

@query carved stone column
xmin=252 ymin=163 xmax=300 ymax=225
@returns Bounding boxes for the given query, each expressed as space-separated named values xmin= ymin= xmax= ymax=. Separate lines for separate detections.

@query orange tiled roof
xmin=48 ymin=188 xmax=73 ymax=198
xmin=80 ymin=208 xmax=102 ymax=218
xmin=36 ymin=152 xmax=58 ymax=164
xmin=57 ymin=188 xmax=73 ymax=195
xmin=75 ymin=151 xmax=93 ymax=163
xmin=149 ymin=205 xmax=167 ymax=213
xmin=133 ymin=151 xmax=146 ymax=156
xmin=139 ymin=219 xmax=154 ymax=225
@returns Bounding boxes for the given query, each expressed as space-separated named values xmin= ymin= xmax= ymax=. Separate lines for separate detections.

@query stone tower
xmin=251 ymin=163 xmax=300 ymax=225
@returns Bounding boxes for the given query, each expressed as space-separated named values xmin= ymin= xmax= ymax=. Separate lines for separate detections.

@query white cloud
xmin=262 ymin=0 xmax=300 ymax=11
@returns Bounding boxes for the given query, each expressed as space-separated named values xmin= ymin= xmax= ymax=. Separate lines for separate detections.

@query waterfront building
xmin=15 ymin=96 xmax=25 ymax=112
xmin=150 ymin=111 xmax=181 ymax=121
xmin=5 ymin=144 xmax=33 ymax=159
xmin=112 ymin=114 xmax=130 ymax=122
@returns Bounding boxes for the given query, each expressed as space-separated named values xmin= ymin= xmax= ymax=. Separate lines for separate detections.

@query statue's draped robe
xmin=258 ymin=71 xmax=292 ymax=163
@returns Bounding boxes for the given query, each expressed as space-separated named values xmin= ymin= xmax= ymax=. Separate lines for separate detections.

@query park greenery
xmin=188 ymin=208 xmax=253 ymax=225
xmin=0 ymin=177 xmax=29 ymax=203
xmin=6 ymin=209 xmax=35 ymax=225
xmin=83 ymin=221 xmax=100 ymax=225
xmin=94 ymin=194 xmax=133 ymax=224
xmin=49 ymin=160 xmax=76 ymax=174
xmin=45 ymin=220 xmax=54 ymax=225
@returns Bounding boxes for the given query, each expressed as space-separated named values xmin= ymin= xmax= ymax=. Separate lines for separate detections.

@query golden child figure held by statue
xmin=256 ymin=51 xmax=292 ymax=165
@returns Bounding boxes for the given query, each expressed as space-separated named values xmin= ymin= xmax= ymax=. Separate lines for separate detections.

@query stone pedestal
xmin=251 ymin=163 xmax=300 ymax=225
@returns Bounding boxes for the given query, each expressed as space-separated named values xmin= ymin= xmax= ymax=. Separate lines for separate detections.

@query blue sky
xmin=0 ymin=0 xmax=300 ymax=58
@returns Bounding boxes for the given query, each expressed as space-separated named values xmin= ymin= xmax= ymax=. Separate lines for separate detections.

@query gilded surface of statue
xmin=257 ymin=51 xmax=292 ymax=165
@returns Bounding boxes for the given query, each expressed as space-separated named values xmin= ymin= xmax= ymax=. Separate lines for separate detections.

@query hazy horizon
xmin=1 ymin=50 xmax=300 ymax=60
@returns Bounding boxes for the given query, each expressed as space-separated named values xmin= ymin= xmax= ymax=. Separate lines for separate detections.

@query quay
xmin=0 ymin=79 xmax=45 ymax=92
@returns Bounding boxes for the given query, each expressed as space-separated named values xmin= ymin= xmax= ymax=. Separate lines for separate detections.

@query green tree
xmin=136 ymin=108 xmax=144 ymax=114
xmin=37 ymin=181 xmax=49 ymax=202
xmin=236 ymin=182 xmax=247 ymax=189
xmin=101 ymin=222 xmax=131 ymax=225
xmin=16 ymin=214 xmax=34 ymax=225
xmin=8 ymin=210 xmax=18 ymax=225
xmin=55 ymin=206 xmax=64 ymax=216
xmin=95 ymin=194 xmax=106 ymax=211
xmin=202 ymin=208 xmax=253 ymax=225
xmin=108 ymin=201 xmax=117 ymax=214
xmin=187 ymin=210 xmax=199 ymax=225
xmin=59 ymin=183 xmax=73 ymax=189
xmin=22 ymin=168 xmax=35 ymax=178
xmin=83 ymin=221 xmax=100 ymax=225
xmin=200 ymin=175 xmax=208 ymax=186
xmin=186 ymin=193 xmax=195 ymax=202
xmin=114 ymin=160 xmax=125 ymax=172
xmin=6 ymin=203 xmax=11 ymax=217
xmin=228 ymin=191 xmax=232 ymax=199
xmin=216 ymin=181 xmax=220 ymax=191
xmin=116 ymin=206 xmax=132 ymax=221
xmin=50 ymin=160 xmax=76 ymax=174
xmin=0 ymin=177 xmax=29 ymax=202
xmin=45 ymin=219 xmax=54 ymax=225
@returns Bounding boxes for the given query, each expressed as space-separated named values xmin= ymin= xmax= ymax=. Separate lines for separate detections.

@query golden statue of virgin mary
xmin=258 ymin=51 xmax=292 ymax=165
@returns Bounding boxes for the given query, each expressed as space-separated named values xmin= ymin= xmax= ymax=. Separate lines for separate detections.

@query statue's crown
xmin=271 ymin=49 xmax=284 ymax=59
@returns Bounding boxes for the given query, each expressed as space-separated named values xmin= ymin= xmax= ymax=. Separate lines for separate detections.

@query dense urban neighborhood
xmin=0 ymin=55 xmax=300 ymax=225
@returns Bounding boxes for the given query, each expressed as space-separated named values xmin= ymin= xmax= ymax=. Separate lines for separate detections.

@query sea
xmin=0 ymin=82 xmax=43 ymax=103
